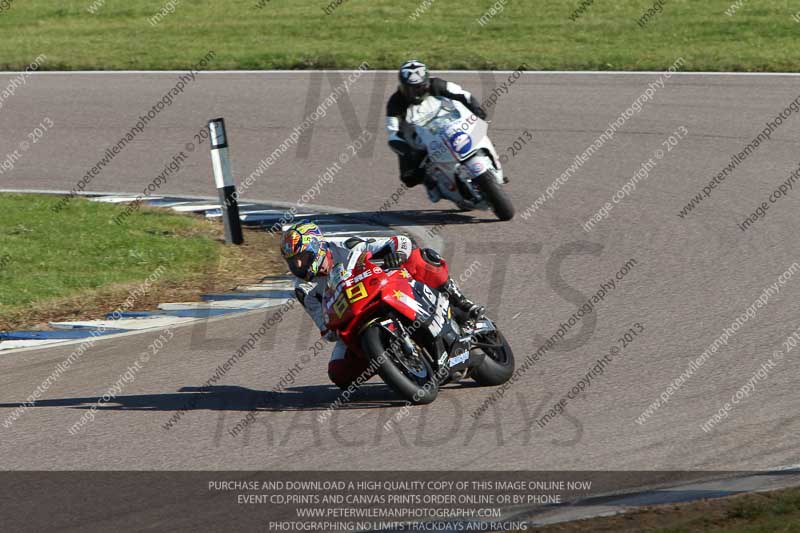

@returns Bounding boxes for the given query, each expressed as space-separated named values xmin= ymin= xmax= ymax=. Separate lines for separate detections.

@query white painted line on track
xmin=0 ymin=305 xmax=282 ymax=355
xmin=158 ymin=298 xmax=291 ymax=311
xmin=169 ymin=203 xmax=222 ymax=212
xmin=0 ymin=339 xmax=67 ymax=351
xmin=49 ymin=317 xmax=197 ymax=331
xmin=90 ymin=195 xmax=165 ymax=203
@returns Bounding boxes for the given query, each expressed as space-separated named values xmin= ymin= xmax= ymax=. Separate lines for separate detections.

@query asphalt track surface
xmin=1 ymin=71 xmax=799 ymax=509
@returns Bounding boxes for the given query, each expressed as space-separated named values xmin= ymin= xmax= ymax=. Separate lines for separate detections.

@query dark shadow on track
xmin=253 ymin=208 xmax=503 ymax=232
xmin=0 ymin=381 xmax=483 ymax=414
xmin=0 ymin=384 xmax=420 ymax=414
xmin=341 ymin=208 xmax=501 ymax=228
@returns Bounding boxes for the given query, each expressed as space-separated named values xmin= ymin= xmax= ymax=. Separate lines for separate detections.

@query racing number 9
xmin=333 ymin=282 xmax=368 ymax=318
xmin=346 ymin=282 xmax=368 ymax=303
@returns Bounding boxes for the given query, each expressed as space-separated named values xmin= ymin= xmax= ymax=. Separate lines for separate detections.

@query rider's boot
xmin=441 ymin=278 xmax=484 ymax=322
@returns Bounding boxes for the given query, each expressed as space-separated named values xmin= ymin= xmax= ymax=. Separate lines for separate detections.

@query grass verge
xmin=0 ymin=193 xmax=284 ymax=331
xmin=530 ymin=485 xmax=800 ymax=532
xmin=0 ymin=1 xmax=799 ymax=71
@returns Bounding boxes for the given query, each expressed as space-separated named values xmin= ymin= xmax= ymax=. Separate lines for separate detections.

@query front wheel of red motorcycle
xmin=361 ymin=325 xmax=439 ymax=405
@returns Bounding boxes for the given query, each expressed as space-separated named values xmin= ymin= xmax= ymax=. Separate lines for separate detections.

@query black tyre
xmin=475 ymin=172 xmax=514 ymax=221
xmin=471 ymin=329 xmax=515 ymax=386
xmin=361 ymin=325 xmax=439 ymax=405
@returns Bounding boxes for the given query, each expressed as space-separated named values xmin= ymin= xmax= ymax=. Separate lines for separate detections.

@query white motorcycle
xmin=405 ymin=95 xmax=514 ymax=221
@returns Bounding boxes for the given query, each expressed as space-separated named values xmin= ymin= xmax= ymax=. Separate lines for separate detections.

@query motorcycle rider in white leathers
xmin=386 ymin=59 xmax=488 ymax=202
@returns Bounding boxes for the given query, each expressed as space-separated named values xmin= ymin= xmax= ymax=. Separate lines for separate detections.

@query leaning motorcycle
xmin=405 ymin=95 xmax=515 ymax=221
xmin=323 ymin=252 xmax=515 ymax=404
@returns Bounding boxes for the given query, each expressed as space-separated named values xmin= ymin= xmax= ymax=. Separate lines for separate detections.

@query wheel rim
xmin=384 ymin=331 xmax=431 ymax=384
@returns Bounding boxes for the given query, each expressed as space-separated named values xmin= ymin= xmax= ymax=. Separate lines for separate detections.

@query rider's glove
xmin=383 ymin=252 xmax=407 ymax=269
xmin=322 ymin=329 xmax=338 ymax=342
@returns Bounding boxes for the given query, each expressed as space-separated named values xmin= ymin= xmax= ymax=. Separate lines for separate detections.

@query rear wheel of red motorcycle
xmin=361 ymin=325 xmax=439 ymax=405
xmin=471 ymin=330 xmax=515 ymax=386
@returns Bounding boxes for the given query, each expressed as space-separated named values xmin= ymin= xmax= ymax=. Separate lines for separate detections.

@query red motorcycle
xmin=323 ymin=251 xmax=515 ymax=404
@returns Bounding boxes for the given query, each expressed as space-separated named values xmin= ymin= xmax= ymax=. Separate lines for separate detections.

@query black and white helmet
xmin=398 ymin=60 xmax=430 ymax=103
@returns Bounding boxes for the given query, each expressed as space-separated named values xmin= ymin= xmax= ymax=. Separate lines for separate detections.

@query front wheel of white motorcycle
xmin=475 ymin=172 xmax=514 ymax=221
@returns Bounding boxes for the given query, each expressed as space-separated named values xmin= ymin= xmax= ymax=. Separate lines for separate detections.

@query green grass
xmin=662 ymin=487 xmax=800 ymax=532
xmin=0 ymin=0 xmax=799 ymax=71
xmin=531 ymin=487 xmax=800 ymax=532
xmin=526 ymin=487 xmax=800 ymax=531
xmin=713 ymin=489 xmax=800 ymax=532
xmin=0 ymin=193 xmax=220 ymax=313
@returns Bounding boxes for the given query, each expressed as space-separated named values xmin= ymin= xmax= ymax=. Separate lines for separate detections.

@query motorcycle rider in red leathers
xmin=280 ymin=221 xmax=483 ymax=389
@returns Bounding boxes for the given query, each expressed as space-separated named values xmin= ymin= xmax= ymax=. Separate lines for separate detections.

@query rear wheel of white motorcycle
xmin=475 ymin=172 xmax=514 ymax=221
xmin=361 ymin=325 xmax=439 ymax=405
xmin=471 ymin=329 xmax=515 ymax=386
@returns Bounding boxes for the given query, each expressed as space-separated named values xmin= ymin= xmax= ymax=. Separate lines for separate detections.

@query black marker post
xmin=208 ymin=118 xmax=243 ymax=244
